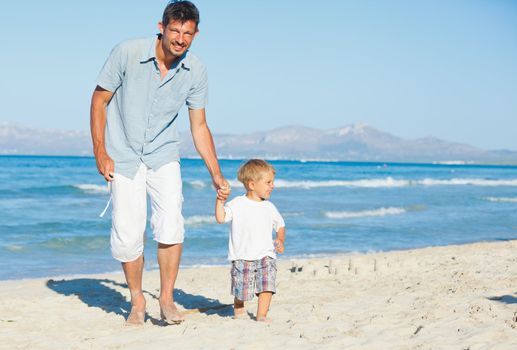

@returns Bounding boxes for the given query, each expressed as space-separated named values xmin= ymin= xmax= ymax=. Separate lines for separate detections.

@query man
xmin=90 ymin=1 xmax=230 ymax=326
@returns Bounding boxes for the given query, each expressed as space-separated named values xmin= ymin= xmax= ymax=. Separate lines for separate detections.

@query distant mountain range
xmin=1 ymin=122 xmax=516 ymax=164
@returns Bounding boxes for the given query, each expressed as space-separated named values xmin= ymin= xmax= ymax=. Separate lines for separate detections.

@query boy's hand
xmin=274 ymin=239 xmax=284 ymax=254
xmin=213 ymin=174 xmax=231 ymax=201
xmin=217 ymin=185 xmax=230 ymax=201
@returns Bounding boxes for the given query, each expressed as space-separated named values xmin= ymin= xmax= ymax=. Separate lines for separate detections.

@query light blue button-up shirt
xmin=97 ymin=36 xmax=208 ymax=179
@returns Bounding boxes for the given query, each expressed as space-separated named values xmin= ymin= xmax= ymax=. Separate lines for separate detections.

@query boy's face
xmin=249 ymin=170 xmax=275 ymax=200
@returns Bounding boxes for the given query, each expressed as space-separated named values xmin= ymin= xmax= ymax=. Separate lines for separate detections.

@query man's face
xmin=158 ymin=19 xmax=198 ymax=58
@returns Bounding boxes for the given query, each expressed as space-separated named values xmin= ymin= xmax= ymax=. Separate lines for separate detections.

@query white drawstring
xmin=99 ymin=182 xmax=112 ymax=218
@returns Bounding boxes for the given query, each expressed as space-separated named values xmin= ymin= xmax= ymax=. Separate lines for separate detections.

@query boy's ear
xmin=248 ymin=181 xmax=255 ymax=190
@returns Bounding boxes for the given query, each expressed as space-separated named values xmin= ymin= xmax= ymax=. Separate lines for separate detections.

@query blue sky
xmin=1 ymin=0 xmax=516 ymax=150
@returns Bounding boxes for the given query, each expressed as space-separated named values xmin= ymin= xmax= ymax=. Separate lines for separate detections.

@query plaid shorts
xmin=231 ymin=256 xmax=277 ymax=301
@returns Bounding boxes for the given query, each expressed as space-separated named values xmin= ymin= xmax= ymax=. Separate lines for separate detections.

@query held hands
xmin=274 ymin=239 xmax=285 ymax=254
xmin=95 ymin=150 xmax=115 ymax=182
xmin=213 ymin=173 xmax=231 ymax=201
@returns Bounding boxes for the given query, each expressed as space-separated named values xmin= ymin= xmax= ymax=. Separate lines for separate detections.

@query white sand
xmin=1 ymin=240 xmax=517 ymax=349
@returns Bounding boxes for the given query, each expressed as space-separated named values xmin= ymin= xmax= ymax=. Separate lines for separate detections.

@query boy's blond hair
xmin=237 ymin=159 xmax=275 ymax=190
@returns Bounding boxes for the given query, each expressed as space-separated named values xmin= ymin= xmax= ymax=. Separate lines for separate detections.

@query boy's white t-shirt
xmin=224 ymin=195 xmax=285 ymax=261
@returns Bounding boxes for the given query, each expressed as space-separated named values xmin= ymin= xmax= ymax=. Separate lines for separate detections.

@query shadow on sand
xmin=487 ymin=294 xmax=517 ymax=304
xmin=46 ymin=278 xmax=233 ymax=325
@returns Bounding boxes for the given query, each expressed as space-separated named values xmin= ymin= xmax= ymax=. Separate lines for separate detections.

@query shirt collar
xmin=140 ymin=35 xmax=191 ymax=71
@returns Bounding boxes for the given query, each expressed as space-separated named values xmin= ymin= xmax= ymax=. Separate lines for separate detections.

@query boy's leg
xmin=255 ymin=257 xmax=277 ymax=322
xmin=231 ymin=260 xmax=254 ymax=318
xmin=234 ymin=297 xmax=246 ymax=317
xmin=147 ymin=161 xmax=185 ymax=323
xmin=256 ymin=292 xmax=273 ymax=321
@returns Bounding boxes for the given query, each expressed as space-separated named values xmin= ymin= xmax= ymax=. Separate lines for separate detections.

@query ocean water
xmin=1 ymin=156 xmax=517 ymax=280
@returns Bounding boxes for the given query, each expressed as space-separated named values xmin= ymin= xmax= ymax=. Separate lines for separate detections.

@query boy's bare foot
xmin=125 ymin=308 xmax=146 ymax=326
xmin=256 ymin=315 xmax=272 ymax=323
xmin=160 ymin=303 xmax=185 ymax=324
xmin=233 ymin=307 xmax=248 ymax=319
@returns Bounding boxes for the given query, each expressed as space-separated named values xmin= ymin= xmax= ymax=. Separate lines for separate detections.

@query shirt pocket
xmin=158 ymin=86 xmax=190 ymax=115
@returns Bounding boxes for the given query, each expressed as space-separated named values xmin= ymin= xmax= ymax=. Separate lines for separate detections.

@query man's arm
xmin=189 ymin=108 xmax=230 ymax=200
xmin=90 ymin=86 xmax=115 ymax=182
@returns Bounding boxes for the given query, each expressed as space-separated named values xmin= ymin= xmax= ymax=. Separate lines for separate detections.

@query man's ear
xmin=158 ymin=22 xmax=165 ymax=35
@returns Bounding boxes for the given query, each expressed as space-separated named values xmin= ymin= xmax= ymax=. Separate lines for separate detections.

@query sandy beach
xmin=1 ymin=240 xmax=517 ymax=349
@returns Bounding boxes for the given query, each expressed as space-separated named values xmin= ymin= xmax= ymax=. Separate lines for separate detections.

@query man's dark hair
xmin=162 ymin=1 xmax=200 ymax=27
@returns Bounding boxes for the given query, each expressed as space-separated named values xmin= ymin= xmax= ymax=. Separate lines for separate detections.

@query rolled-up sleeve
xmin=271 ymin=204 xmax=285 ymax=231
xmin=223 ymin=205 xmax=233 ymax=223
xmin=97 ymin=43 xmax=126 ymax=92
xmin=186 ymin=64 xmax=208 ymax=109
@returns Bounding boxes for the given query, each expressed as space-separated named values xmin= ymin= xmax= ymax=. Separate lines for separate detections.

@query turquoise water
xmin=1 ymin=156 xmax=517 ymax=280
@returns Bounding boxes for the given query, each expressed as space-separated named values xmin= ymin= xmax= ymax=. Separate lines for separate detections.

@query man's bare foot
xmin=160 ymin=303 xmax=185 ymax=324
xmin=125 ymin=308 xmax=146 ymax=326
xmin=125 ymin=292 xmax=146 ymax=326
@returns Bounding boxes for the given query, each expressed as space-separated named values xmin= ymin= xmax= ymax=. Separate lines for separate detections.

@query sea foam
xmin=184 ymin=215 xmax=215 ymax=225
xmin=485 ymin=197 xmax=517 ymax=203
xmin=74 ymin=177 xmax=517 ymax=195
xmin=187 ymin=180 xmax=207 ymax=189
xmin=74 ymin=184 xmax=109 ymax=193
xmin=418 ymin=178 xmax=517 ymax=187
xmin=237 ymin=177 xmax=517 ymax=189
xmin=324 ymin=207 xmax=406 ymax=219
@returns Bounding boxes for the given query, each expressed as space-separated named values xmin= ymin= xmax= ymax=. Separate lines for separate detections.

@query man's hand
xmin=95 ymin=150 xmax=115 ymax=182
xmin=213 ymin=173 xmax=230 ymax=201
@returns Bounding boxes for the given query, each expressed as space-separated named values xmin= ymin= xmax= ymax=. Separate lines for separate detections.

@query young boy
xmin=215 ymin=159 xmax=286 ymax=322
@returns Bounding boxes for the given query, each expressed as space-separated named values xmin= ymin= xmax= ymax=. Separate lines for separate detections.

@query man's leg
xmin=110 ymin=165 xmax=148 ymax=325
xmin=157 ymin=243 xmax=184 ymax=322
xmin=147 ymin=162 xmax=185 ymax=323
xmin=122 ymin=255 xmax=146 ymax=325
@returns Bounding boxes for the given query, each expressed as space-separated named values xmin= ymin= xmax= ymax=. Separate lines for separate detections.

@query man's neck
xmin=155 ymin=38 xmax=179 ymax=70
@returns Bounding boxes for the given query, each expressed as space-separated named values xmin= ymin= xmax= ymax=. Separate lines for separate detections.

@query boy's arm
xmin=215 ymin=198 xmax=226 ymax=224
xmin=275 ymin=227 xmax=286 ymax=253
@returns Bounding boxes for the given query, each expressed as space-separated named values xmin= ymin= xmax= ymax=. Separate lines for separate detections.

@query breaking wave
xmin=184 ymin=215 xmax=215 ymax=226
xmin=230 ymin=177 xmax=517 ymax=189
xmin=73 ymin=184 xmax=109 ymax=193
xmin=324 ymin=207 xmax=406 ymax=219
xmin=485 ymin=197 xmax=517 ymax=203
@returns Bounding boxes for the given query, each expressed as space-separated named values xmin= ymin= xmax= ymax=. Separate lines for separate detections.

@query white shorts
xmin=110 ymin=161 xmax=184 ymax=262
